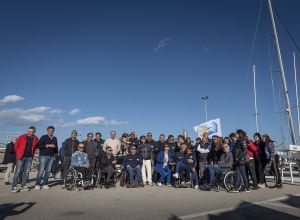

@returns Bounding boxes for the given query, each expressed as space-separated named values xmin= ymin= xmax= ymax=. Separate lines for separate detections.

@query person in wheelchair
xmin=173 ymin=143 xmax=191 ymax=187
xmin=186 ymin=147 xmax=199 ymax=189
xmin=71 ymin=142 xmax=90 ymax=186
xmin=123 ymin=145 xmax=143 ymax=188
xmin=155 ymin=143 xmax=173 ymax=187
xmin=98 ymin=146 xmax=117 ymax=189
xmin=205 ymin=144 xmax=233 ymax=191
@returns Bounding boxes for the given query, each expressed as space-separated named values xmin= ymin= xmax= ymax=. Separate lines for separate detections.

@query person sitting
xmin=155 ymin=143 xmax=173 ymax=187
xmin=186 ymin=147 xmax=199 ymax=189
xmin=71 ymin=143 xmax=90 ymax=187
xmin=205 ymin=144 xmax=233 ymax=191
xmin=99 ymin=146 xmax=116 ymax=189
xmin=173 ymin=143 xmax=190 ymax=187
xmin=123 ymin=145 xmax=143 ymax=188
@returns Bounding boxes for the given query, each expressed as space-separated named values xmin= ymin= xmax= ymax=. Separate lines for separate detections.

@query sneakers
xmin=148 ymin=182 xmax=154 ymax=186
xmin=61 ymin=185 xmax=65 ymax=189
xmin=157 ymin=182 xmax=163 ymax=187
xmin=245 ymin=188 xmax=250 ymax=192
xmin=230 ymin=188 xmax=240 ymax=193
xmin=20 ymin=186 xmax=30 ymax=192
xmin=173 ymin=173 xmax=179 ymax=179
xmin=194 ymin=185 xmax=199 ymax=189
xmin=258 ymin=183 xmax=265 ymax=188
xmin=180 ymin=182 xmax=186 ymax=187
xmin=42 ymin=185 xmax=50 ymax=190
xmin=167 ymin=183 xmax=172 ymax=187
xmin=11 ymin=187 xmax=19 ymax=193
xmin=35 ymin=185 xmax=41 ymax=190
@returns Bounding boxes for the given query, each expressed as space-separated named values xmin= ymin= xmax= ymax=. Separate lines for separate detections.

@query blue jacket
xmin=155 ymin=151 xmax=172 ymax=173
xmin=71 ymin=151 xmax=90 ymax=167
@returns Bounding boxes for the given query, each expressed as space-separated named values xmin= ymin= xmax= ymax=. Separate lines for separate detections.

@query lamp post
xmin=202 ymin=96 xmax=209 ymax=122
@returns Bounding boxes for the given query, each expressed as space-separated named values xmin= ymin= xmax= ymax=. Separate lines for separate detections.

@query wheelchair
xmin=119 ymin=167 xmax=143 ymax=187
xmin=213 ymin=169 xmax=242 ymax=192
xmin=64 ymin=167 xmax=98 ymax=191
xmin=97 ymin=167 xmax=118 ymax=189
xmin=173 ymin=166 xmax=194 ymax=188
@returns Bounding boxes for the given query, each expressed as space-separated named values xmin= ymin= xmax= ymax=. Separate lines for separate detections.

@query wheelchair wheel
xmin=224 ymin=171 xmax=241 ymax=191
xmin=91 ymin=169 xmax=99 ymax=188
xmin=64 ymin=169 xmax=76 ymax=190
xmin=119 ymin=169 xmax=126 ymax=187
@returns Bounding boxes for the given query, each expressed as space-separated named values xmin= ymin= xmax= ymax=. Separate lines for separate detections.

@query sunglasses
xmin=88 ymin=136 xmax=93 ymax=138
xmin=79 ymin=147 xmax=85 ymax=149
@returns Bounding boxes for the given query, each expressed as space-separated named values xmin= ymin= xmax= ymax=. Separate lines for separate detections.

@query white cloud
xmin=153 ymin=38 xmax=171 ymax=52
xmin=76 ymin=116 xmax=106 ymax=125
xmin=106 ymin=119 xmax=128 ymax=126
xmin=69 ymin=108 xmax=80 ymax=116
xmin=0 ymin=95 xmax=25 ymax=104
xmin=0 ymin=106 xmax=61 ymax=125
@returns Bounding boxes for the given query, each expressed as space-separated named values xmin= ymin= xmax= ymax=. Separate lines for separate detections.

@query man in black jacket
xmin=94 ymin=132 xmax=105 ymax=157
xmin=61 ymin=130 xmax=79 ymax=188
xmin=3 ymin=137 xmax=17 ymax=185
xmin=35 ymin=126 xmax=58 ymax=190
xmin=123 ymin=145 xmax=143 ymax=188
xmin=99 ymin=146 xmax=116 ymax=188
xmin=85 ymin=133 xmax=98 ymax=182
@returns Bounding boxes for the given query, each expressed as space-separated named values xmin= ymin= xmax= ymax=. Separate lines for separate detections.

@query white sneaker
xmin=173 ymin=173 xmax=179 ymax=179
xmin=42 ymin=185 xmax=50 ymax=190
xmin=157 ymin=182 xmax=162 ymax=187
xmin=149 ymin=182 xmax=153 ymax=186
xmin=61 ymin=185 xmax=65 ymax=189
xmin=11 ymin=187 xmax=19 ymax=193
xmin=35 ymin=185 xmax=41 ymax=190
xmin=20 ymin=186 xmax=30 ymax=192
xmin=194 ymin=185 xmax=199 ymax=189
xmin=167 ymin=184 xmax=172 ymax=187
xmin=258 ymin=183 xmax=265 ymax=188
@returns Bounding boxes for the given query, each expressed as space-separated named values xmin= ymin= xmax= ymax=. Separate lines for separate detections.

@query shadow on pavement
xmin=207 ymin=201 xmax=299 ymax=220
xmin=280 ymin=194 xmax=300 ymax=209
xmin=0 ymin=202 xmax=36 ymax=219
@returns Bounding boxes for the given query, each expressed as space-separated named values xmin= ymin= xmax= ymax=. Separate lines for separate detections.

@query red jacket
xmin=247 ymin=140 xmax=258 ymax=159
xmin=14 ymin=134 xmax=39 ymax=160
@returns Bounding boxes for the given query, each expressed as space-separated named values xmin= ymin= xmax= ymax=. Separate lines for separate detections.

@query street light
xmin=202 ymin=96 xmax=209 ymax=122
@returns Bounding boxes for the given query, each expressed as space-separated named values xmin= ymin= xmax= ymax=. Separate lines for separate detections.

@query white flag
xmin=193 ymin=118 xmax=222 ymax=138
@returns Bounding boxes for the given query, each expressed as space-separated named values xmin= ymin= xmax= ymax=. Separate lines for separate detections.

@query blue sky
xmin=1 ymin=0 xmax=300 ymax=145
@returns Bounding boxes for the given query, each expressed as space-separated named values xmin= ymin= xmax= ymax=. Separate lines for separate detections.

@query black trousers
xmin=246 ymin=159 xmax=258 ymax=186
xmin=103 ymin=165 xmax=114 ymax=182
xmin=254 ymin=156 xmax=264 ymax=184
xmin=74 ymin=166 xmax=88 ymax=181
xmin=87 ymin=158 xmax=96 ymax=181
xmin=62 ymin=156 xmax=72 ymax=181
xmin=271 ymin=155 xmax=282 ymax=185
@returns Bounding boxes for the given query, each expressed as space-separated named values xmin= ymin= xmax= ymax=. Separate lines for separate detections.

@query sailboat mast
xmin=293 ymin=52 xmax=300 ymax=142
xmin=253 ymin=65 xmax=259 ymax=132
xmin=268 ymin=0 xmax=297 ymax=145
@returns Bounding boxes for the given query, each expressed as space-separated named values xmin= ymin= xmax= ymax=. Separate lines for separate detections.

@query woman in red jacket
xmin=246 ymin=137 xmax=258 ymax=190
xmin=11 ymin=126 xmax=39 ymax=193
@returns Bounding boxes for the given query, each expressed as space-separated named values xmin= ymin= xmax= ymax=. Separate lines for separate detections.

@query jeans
xmin=235 ymin=164 xmax=249 ymax=189
xmin=87 ymin=158 xmax=96 ymax=181
xmin=198 ymin=161 xmax=207 ymax=178
xmin=246 ymin=159 xmax=257 ymax=186
xmin=270 ymin=155 xmax=282 ymax=185
xmin=158 ymin=166 xmax=171 ymax=184
xmin=126 ymin=166 xmax=141 ymax=184
xmin=187 ymin=165 xmax=199 ymax=185
xmin=176 ymin=161 xmax=190 ymax=182
xmin=35 ymin=156 xmax=54 ymax=186
xmin=12 ymin=157 xmax=32 ymax=188
xmin=206 ymin=165 xmax=223 ymax=185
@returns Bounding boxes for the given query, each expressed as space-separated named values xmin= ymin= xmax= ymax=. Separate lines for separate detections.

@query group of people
xmin=2 ymin=125 xmax=282 ymax=193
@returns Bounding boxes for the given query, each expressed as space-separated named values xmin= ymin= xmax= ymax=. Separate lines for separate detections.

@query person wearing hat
xmin=61 ymin=130 xmax=79 ymax=188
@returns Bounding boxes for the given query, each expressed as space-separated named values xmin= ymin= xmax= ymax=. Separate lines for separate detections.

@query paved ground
xmin=0 ymin=171 xmax=299 ymax=220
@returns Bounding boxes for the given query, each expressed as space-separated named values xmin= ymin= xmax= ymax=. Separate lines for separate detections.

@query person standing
xmin=129 ymin=132 xmax=139 ymax=147
xmin=35 ymin=126 xmax=58 ymax=190
xmin=3 ymin=137 xmax=17 ymax=185
xmin=197 ymin=136 xmax=211 ymax=182
xmin=138 ymin=135 xmax=153 ymax=186
xmin=94 ymin=132 xmax=105 ymax=157
xmin=61 ymin=130 xmax=79 ymax=188
xmin=11 ymin=127 xmax=39 ymax=193
xmin=103 ymin=131 xmax=121 ymax=156
xmin=85 ymin=133 xmax=98 ymax=182
xmin=253 ymin=133 xmax=265 ymax=188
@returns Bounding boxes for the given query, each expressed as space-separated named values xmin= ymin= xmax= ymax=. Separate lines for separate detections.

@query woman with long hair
xmin=262 ymin=134 xmax=282 ymax=189
xmin=253 ymin=133 xmax=265 ymax=188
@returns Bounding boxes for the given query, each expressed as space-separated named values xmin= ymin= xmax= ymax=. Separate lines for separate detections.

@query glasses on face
xmin=131 ymin=148 xmax=137 ymax=151
xmin=79 ymin=147 xmax=85 ymax=149
xmin=107 ymin=150 xmax=113 ymax=152
xmin=170 ymin=139 xmax=174 ymax=141
xmin=147 ymin=134 xmax=152 ymax=136
xmin=88 ymin=136 xmax=93 ymax=138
